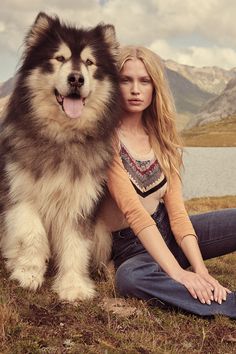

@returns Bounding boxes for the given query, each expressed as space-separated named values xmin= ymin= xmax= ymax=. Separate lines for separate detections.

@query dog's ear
xmin=25 ymin=12 xmax=52 ymax=48
xmin=101 ymin=24 xmax=120 ymax=57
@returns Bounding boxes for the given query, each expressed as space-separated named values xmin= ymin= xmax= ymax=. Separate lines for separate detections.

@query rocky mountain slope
xmin=165 ymin=59 xmax=236 ymax=95
xmin=1 ymin=60 xmax=236 ymax=123
xmin=189 ymin=77 xmax=236 ymax=127
xmin=0 ymin=76 xmax=16 ymax=97
xmin=165 ymin=68 xmax=214 ymax=114
xmin=0 ymin=69 xmax=212 ymax=117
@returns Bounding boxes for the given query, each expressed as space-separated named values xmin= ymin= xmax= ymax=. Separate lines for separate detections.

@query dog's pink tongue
xmin=63 ymin=97 xmax=84 ymax=119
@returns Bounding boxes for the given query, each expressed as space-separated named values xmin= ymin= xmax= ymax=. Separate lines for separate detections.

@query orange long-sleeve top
xmin=102 ymin=152 xmax=196 ymax=246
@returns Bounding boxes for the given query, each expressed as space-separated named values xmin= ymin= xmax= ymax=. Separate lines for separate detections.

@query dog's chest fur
xmin=5 ymin=141 xmax=107 ymax=229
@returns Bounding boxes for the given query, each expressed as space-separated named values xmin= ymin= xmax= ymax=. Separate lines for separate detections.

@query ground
xmin=0 ymin=196 xmax=236 ymax=353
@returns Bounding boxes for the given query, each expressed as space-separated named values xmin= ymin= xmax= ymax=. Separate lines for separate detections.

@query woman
xmin=100 ymin=46 xmax=236 ymax=318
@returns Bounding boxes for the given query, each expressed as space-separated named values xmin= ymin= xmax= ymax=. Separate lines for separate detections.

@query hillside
xmin=1 ymin=61 xmax=236 ymax=131
xmin=0 ymin=76 xmax=16 ymax=97
xmin=165 ymin=59 xmax=236 ymax=95
xmin=181 ymin=115 xmax=236 ymax=146
xmin=165 ymin=67 xmax=215 ymax=114
xmin=186 ymin=77 xmax=236 ymax=129
xmin=0 ymin=66 xmax=214 ymax=117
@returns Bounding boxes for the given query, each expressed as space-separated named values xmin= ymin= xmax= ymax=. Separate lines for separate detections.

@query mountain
xmin=0 ymin=69 xmax=213 ymax=116
xmin=0 ymin=76 xmax=16 ymax=97
xmin=1 ymin=60 xmax=235 ymax=120
xmin=165 ymin=60 xmax=236 ymax=95
xmin=165 ymin=68 xmax=215 ymax=114
xmin=188 ymin=77 xmax=236 ymax=127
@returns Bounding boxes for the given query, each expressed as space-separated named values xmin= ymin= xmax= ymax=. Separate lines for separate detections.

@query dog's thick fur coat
xmin=0 ymin=13 xmax=120 ymax=301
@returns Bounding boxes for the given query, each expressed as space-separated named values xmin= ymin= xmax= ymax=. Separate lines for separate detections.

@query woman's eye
xmin=55 ymin=56 xmax=65 ymax=63
xmin=86 ymin=59 xmax=94 ymax=66
xmin=120 ymin=78 xmax=129 ymax=83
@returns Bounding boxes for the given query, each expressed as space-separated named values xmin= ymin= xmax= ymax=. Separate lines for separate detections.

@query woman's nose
xmin=131 ymin=81 xmax=140 ymax=95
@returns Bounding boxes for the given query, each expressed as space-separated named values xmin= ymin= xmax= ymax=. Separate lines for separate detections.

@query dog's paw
xmin=10 ymin=265 xmax=44 ymax=291
xmin=53 ymin=275 xmax=96 ymax=302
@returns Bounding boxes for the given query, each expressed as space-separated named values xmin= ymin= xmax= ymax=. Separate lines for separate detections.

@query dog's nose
xmin=68 ymin=73 xmax=84 ymax=87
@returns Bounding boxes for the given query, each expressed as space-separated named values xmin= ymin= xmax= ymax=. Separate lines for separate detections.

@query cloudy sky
xmin=1 ymin=0 xmax=236 ymax=81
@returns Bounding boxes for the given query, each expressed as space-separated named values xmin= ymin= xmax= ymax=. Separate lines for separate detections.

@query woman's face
xmin=119 ymin=59 xmax=154 ymax=114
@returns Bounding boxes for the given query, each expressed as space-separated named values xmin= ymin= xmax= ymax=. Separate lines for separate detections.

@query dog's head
xmin=16 ymin=12 xmax=120 ymax=128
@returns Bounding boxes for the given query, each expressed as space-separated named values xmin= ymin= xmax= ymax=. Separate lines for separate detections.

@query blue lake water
xmin=182 ymin=147 xmax=236 ymax=200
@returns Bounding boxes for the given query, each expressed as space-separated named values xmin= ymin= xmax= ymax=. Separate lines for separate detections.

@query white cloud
xmin=0 ymin=22 xmax=6 ymax=33
xmin=185 ymin=46 xmax=236 ymax=69
xmin=150 ymin=39 xmax=236 ymax=69
xmin=149 ymin=40 xmax=174 ymax=61
xmin=146 ymin=0 xmax=236 ymax=46
xmin=1 ymin=0 xmax=236 ymax=80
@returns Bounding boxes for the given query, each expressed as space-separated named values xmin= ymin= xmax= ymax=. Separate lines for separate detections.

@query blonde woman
xmin=100 ymin=45 xmax=236 ymax=318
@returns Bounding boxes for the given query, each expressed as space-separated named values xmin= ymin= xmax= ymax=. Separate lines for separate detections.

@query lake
xmin=182 ymin=147 xmax=236 ymax=200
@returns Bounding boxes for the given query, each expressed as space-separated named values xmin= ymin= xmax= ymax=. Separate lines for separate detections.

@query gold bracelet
xmin=180 ymin=233 xmax=198 ymax=245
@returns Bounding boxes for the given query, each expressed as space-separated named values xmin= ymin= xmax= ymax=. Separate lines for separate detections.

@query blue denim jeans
xmin=112 ymin=203 xmax=236 ymax=318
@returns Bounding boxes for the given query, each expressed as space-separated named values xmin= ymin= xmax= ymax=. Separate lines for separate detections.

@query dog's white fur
xmin=1 ymin=161 xmax=105 ymax=300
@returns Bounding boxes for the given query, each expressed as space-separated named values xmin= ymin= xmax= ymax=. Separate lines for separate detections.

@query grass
xmin=176 ymin=113 xmax=193 ymax=132
xmin=0 ymin=196 xmax=236 ymax=353
xmin=181 ymin=115 xmax=236 ymax=147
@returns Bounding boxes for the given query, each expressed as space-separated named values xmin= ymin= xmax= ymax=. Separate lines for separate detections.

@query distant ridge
xmin=188 ymin=77 xmax=236 ymax=127
xmin=0 ymin=66 xmax=215 ymax=116
xmin=1 ymin=60 xmax=236 ymax=123
xmin=0 ymin=76 xmax=16 ymax=97
xmin=165 ymin=67 xmax=215 ymax=114
xmin=165 ymin=59 xmax=236 ymax=95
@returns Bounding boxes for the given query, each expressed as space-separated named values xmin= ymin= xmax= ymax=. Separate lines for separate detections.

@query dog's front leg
xmin=90 ymin=218 xmax=112 ymax=278
xmin=52 ymin=222 xmax=96 ymax=302
xmin=1 ymin=202 xmax=50 ymax=290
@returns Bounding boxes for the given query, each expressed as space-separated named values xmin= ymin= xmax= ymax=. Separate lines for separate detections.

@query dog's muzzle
xmin=54 ymin=89 xmax=86 ymax=119
xmin=54 ymin=71 xmax=87 ymax=119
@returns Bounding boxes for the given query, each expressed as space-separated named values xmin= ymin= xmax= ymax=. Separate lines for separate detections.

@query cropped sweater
xmin=100 ymin=144 xmax=196 ymax=246
xmin=119 ymin=140 xmax=167 ymax=215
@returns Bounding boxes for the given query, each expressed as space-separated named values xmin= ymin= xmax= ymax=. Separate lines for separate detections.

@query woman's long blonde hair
xmin=118 ymin=45 xmax=183 ymax=184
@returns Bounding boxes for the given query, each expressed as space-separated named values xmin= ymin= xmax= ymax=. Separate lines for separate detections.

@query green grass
xmin=181 ymin=115 xmax=236 ymax=147
xmin=0 ymin=196 xmax=236 ymax=353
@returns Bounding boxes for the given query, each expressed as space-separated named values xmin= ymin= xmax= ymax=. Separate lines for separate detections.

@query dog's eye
xmin=86 ymin=59 xmax=94 ymax=66
xmin=55 ymin=56 xmax=65 ymax=63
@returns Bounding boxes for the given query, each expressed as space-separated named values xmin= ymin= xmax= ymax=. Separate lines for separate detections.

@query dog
xmin=0 ymin=12 xmax=120 ymax=302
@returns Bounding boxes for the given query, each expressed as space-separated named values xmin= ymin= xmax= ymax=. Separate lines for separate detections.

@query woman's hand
xmin=173 ymin=269 xmax=231 ymax=305
xmin=195 ymin=269 xmax=231 ymax=304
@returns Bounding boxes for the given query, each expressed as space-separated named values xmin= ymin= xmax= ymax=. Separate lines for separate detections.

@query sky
xmin=1 ymin=0 xmax=236 ymax=82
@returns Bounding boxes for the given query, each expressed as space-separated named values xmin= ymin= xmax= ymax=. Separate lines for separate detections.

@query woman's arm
xmin=107 ymin=153 xmax=228 ymax=304
xmin=164 ymin=173 xmax=231 ymax=303
xmin=163 ymin=173 xmax=197 ymax=246
xmin=180 ymin=236 xmax=231 ymax=303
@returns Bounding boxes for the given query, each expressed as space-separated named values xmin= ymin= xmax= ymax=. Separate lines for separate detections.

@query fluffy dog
xmin=0 ymin=12 xmax=120 ymax=301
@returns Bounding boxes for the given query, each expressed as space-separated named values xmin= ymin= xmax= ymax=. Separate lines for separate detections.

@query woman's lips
xmin=128 ymin=99 xmax=143 ymax=105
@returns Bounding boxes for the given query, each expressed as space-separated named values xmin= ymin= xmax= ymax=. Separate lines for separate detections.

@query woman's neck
xmin=119 ymin=112 xmax=145 ymax=135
